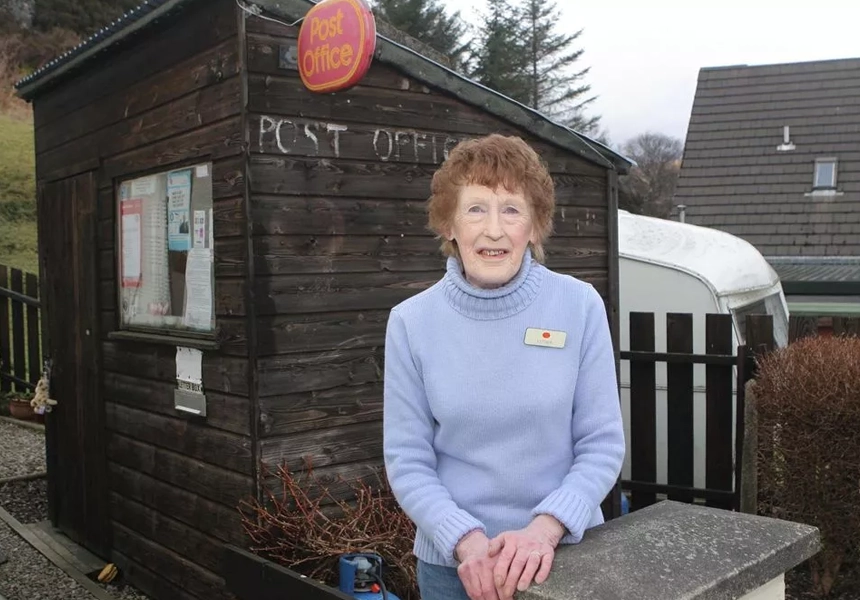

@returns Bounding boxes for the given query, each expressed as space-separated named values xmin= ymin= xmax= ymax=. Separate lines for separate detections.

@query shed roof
xmin=674 ymin=56 xmax=860 ymax=258
xmin=618 ymin=210 xmax=781 ymax=297
xmin=14 ymin=0 xmax=632 ymax=173
xmin=767 ymin=257 xmax=860 ymax=284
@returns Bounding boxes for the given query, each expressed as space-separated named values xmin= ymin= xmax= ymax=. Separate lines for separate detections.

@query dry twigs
xmin=239 ymin=462 xmax=418 ymax=600
xmin=755 ymin=335 xmax=860 ymax=596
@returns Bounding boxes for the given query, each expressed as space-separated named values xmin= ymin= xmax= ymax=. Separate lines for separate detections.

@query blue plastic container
xmin=338 ymin=554 xmax=401 ymax=600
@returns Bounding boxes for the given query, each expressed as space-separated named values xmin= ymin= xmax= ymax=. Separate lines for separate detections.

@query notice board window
xmin=117 ymin=163 xmax=215 ymax=334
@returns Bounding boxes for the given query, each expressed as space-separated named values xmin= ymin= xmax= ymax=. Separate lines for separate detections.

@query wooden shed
xmin=14 ymin=0 xmax=631 ymax=598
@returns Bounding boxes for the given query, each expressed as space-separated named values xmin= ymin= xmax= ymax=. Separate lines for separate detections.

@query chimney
xmin=777 ymin=125 xmax=796 ymax=151
xmin=677 ymin=204 xmax=687 ymax=223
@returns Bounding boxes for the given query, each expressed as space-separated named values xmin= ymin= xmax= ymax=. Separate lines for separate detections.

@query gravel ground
xmin=0 ymin=420 xmax=46 ymax=479
xmin=0 ymin=418 xmax=151 ymax=600
xmin=0 ymin=479 xmax=49 ymax=524
xmin=0 ymin=519 xmax=100 ymax=600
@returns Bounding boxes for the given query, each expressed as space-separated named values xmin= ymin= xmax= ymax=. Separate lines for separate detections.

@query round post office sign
xmin=297 ymin=0 xmax=377 ymax=93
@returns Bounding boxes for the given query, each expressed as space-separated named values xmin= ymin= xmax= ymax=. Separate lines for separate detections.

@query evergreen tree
xmin=519 ymin=0 xmax=598 ymax=133
xmin=371 ymin=0 xmax=469 ymax=70
xmin=34 ymin=0 xmax=140 ymax=36
xmin=469 ymin=0 xmax=530 ymax=104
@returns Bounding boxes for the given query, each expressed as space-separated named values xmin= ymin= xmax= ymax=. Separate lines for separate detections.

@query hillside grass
xmin=0 ymin=112 xmax=38 ymax=276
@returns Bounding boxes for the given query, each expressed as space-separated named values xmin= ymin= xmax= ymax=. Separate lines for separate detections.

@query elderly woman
xmin=383 ymin=134 xmax=625 ymax=600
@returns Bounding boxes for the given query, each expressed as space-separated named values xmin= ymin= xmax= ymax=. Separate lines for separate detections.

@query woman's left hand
xmin=488 ymin=515 xmax=565 ymax=598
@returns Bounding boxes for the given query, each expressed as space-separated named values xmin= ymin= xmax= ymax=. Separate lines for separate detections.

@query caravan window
xmin=731 ymin=293 xmax=788 ymax=348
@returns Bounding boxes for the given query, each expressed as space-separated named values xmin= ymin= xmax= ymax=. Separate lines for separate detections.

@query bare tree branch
xmin=619 ymin=132 xmax=684 ymax=219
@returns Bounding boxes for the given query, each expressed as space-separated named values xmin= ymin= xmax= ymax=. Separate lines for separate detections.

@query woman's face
xmin=446 ymin=184 xmax=536 ymax=289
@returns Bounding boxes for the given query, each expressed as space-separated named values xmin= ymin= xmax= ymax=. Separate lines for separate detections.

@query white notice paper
xmin=176 ymin=347 xmax=203 ymax=393
xmin=131 ymin=176 xmax=156 ymax=197
xmin=120 ymin=198 xmax=142 ymax=287
xmin=193 ymin=210 xmax=206 ymax=248
xmin=168 ymin=170 xmax=192 ymax=212
xmin=183 ymin=248 xmax=213 ymax=330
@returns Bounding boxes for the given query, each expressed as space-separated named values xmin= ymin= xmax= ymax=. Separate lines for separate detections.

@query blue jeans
xmin=417 ymin=560 xmax=471 ymax=600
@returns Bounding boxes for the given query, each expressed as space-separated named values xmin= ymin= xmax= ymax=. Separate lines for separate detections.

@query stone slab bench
xmin=522 ymin=500 xmax=819 ymax=600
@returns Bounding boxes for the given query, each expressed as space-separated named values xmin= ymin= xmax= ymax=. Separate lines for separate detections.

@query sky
xmin=441 ymin=0 xmax=860 ymax=149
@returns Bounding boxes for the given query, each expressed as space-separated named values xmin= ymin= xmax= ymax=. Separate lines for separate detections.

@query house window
xmin=116 ymin=163 xmax=215 ymax=334
xmin=813 ymin=158 xmax=837 ymax=189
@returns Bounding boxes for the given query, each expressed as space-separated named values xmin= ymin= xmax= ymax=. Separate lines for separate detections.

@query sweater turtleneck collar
xmin=442 ymin=248 xmax=544 ymax=320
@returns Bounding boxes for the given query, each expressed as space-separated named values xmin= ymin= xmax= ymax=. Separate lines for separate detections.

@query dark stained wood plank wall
xmin=103 ymin=372 xmax=250 ymax=436
xmin=259 ymin=382 xmax=383 ymax=437
xmin=109 ymin=462 xmax=247 ymax=546
xmin=36 ymin=37 xmax=241 ymax=153
xmin=31 ymin=2 xmax=254 ymax=599
xmin=112 ymin=522 xmax=233 ymax=600
xmin=111 ymin=550 xmax=199 ymax=600
xmin=39 ymin=75 xmax=243 ymax=180
xmin=245 ymin=22 xmax=614 ymax=507
xmin=105 ymin=403 xmax=252 ymax=474
xmin=261 ymin=459 xmax=387 ymax=507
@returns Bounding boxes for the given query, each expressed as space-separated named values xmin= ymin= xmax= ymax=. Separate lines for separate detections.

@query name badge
xmin=524 ymin=328 xmax=567 ymax=349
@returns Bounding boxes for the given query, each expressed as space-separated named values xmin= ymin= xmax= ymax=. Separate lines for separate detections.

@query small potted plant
xmin=6 ymin=390 xmax=34 ymax=420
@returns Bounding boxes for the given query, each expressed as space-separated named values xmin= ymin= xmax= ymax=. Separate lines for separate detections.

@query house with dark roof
xmin=674 ymin=57 xmax=860 ymax=317
xmin=13 ymin=1 xmax=630 ymax=598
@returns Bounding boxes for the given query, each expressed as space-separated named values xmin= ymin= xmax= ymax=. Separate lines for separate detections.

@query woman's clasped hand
xmin=456 ymin=514 xmax=566 ymax=600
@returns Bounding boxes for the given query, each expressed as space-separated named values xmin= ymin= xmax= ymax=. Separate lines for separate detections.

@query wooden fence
xmin=621 ymin=311 xmax=860 ymax=515
xmin=0 ymin=264 xmax=42 ymax=392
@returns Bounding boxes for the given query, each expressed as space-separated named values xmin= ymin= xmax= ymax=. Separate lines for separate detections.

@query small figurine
xmin=29 ymin=368 xmax=57 ymax=415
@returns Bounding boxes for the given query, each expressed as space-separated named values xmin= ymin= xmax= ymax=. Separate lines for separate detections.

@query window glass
xmin=732 ymin=299 xmax=767 ymax=345
xmin=814 ymin=159 xmax=836 ymax=188
xmin=731 ymin=293 xmax=788 ymax=348
xmin=117 ymin=163 xmax=215 ymax=334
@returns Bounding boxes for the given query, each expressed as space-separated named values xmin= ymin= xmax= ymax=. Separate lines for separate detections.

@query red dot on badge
xmin=542 ymin=331 xmax=551 ymax=339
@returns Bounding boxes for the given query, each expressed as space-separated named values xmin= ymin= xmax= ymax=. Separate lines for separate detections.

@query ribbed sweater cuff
xmin=532 ymin=489 xmax=592 ymax=542
xmin=433 ymin=509 xmax=486 ymax=563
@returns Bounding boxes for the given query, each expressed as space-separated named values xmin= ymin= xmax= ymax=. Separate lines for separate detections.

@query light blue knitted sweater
xmin=382 ymin=250 xmax=625 ymax=568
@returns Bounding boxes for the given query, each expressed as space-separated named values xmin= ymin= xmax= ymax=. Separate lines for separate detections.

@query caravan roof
xmin=618 ymin=210 xmax=781 ymax=297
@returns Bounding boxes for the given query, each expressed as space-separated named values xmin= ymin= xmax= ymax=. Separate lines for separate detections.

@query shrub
xmin=239 ymin=464 xmax=419 ymax=600
xmin=12 ymin=27 xmax=81 ymax=72
xmin=755 ymin=334 xmax=860 ymax=596
xmin=0 ymin=26 xmax=81 ymax=118
xmin=0 ymin=35 xmax=28 ymax=117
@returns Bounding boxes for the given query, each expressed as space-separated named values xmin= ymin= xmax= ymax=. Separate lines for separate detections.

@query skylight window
xmin=814 ymin=158 xmax=837 ymax=189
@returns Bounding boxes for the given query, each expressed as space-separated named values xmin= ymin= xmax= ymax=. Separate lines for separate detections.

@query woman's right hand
xmin=455 ymin=531 xmax=505 ymax=600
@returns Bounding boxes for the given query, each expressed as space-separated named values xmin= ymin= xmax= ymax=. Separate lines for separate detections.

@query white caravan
xmin=617 ymin=210 xmax=789 ymax=491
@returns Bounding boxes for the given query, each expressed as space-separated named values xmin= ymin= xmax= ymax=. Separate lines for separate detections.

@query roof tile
xmin=677 ymin=57 xmax=860 ymax=261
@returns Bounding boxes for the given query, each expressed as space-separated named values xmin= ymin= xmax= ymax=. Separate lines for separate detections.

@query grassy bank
xmin=0 ymin=112 xmax=37 ymax=276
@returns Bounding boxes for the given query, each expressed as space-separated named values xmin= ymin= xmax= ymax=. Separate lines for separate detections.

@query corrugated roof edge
xmin=14 ymin=0 xmax=632 ymax=173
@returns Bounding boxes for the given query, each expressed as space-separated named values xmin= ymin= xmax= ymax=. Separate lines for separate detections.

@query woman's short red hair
xmin=427 ymin=134 xmax=555 ymax=262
